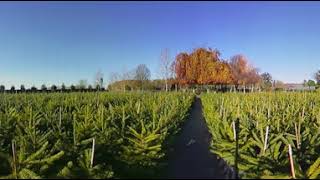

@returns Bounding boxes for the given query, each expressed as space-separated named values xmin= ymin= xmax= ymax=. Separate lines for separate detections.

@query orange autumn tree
xmin=214 ymin=60 xmax=234 ymax=85
xmin=173 ymin=52 xmax=189 ymax=86
xmin=173 ymin=47 xmax=234 ymax=87
xmin=229 ymin=54 xmax=261 ymax=92
xmin=196 ymin=48 xmax=220 ymax=84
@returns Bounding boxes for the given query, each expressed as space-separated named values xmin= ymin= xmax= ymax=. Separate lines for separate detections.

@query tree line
xmin=108 ymin=47 xmax=280 ymax=92
xmin=164 ymin=47 xmax=320 ymax=92
xmin=0 ymin=84 xmax=106 ymax=93
xmin=107 ymin=64 xmax=153 ymax=91
xmin=3 ymin=46 xmax=320 ymax=93
xmin=0 ymin=70 xmax=105 ymax=93
xmin=109 ymin=47 xmax=320 ymax=92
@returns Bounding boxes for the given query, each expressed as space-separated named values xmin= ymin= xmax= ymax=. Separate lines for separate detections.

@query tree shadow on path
xmin=166 ymin=96 xmax=239 ymax=179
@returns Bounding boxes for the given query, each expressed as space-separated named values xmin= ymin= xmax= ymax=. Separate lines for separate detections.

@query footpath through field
xmin=166 ymin=96 xmax=238 ymax=179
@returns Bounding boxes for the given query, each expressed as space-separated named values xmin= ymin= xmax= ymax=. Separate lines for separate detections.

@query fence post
xmin=59 ymin=107 xmax=62 ymax=129
xmin=12 ymin=140 xmax=17 ymax=178
xmin=288 ymin=144 xmax=296 ymax=179
xmin=90 ymin=138 xmax=95 ymax=168
xmin=235 ymin=118 xmax=240 ymax=175
xmin=263 ymin=126 xmax=269 ymax=154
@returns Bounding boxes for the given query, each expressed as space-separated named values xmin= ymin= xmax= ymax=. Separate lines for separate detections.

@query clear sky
xmin=1 ymin=1 xmax=320 ymax=89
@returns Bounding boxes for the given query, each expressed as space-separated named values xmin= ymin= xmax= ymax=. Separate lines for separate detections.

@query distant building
xmin=284 ymin=83 xmax=316 ymax=91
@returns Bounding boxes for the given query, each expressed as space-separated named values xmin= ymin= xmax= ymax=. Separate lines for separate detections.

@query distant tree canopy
xmin=134 ymin=64 xmax=151 ymax=81
xmin=229 ymin=54 xmax=261 ymax=86
xmin=172 ymin=47 xmax=261 ymax=88
xmin=261 ymin=72 xmax=272 ymax=85
xmin=0 ymin=85 xmax=5 ymax=92
xmin=95 ymin=70 xmax=104 ymax=89
xmin=307 ymin=80 xmax=316 ymax=88
xmin=31 ymin=86 xmax=37 ymax=92
xmin=303 ymin=79 xmax=316 ymax=89
xmin=77 ymin=80 xmax=88 ymax=90
xmin=70 ymin=84 xmax=76 ymax=91
xmin=159 ymin=48 xmax=174 ymax=91
xmin=0 ymin=46 xmax=284 ymax=93
xmin=51 ymin=85 xmax=57 ymax=91
xmin=274 ymin=80 xmax=285 ymax=91
xmin=20 ymin=85 xmax=26 ymax=91
xmin=41 ymin=84 xmax=47 ymax=91
xmin=314 ymin=70 xmax=320 ymax=85
xmin=107 ymin=79 xmax=174 ymax=91
xmin=134 ymin=64 xmax=151 ymax=90
xmin=303 ymin=79 xmax=308 ymax=87
xmin=173 ymin=48 xmax=232 ymax=86
xmin=261 ymin=72 xmax=273 ymax=91
xmin=61 ymin=83 xmax=66 ymax=91
xmin=108 ymin=64 xmax=152 ymax=91
xmin=106 ymin=47 xmax=281 ymax=92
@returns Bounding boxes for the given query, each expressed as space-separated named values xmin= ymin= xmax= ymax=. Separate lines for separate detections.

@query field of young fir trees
xmin=0 ymin=92 xmax=194 ymax=178
xmin=201 ymin=92 xmax=320 ymax=179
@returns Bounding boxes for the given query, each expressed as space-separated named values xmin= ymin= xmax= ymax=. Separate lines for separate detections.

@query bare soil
xmin=166 ymin=96 xmax=239 ymax=179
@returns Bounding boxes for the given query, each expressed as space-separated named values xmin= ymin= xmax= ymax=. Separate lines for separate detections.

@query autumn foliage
xmin=173 ymin=47 xmax=261 ymax=87
xmin=229 ymin=54 xmax=261 ymax=86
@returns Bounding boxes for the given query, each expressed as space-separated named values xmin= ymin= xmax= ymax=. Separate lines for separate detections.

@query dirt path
xmin=166 ymin=96 xmax=238 ymax=179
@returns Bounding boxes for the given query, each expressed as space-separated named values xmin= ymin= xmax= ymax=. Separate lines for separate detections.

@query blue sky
xmin=1 ymin=1 xmax=320 ymax=88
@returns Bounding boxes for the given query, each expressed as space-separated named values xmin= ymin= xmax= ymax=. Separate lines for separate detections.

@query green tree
xmin=61 ymin=83 xmax=66 ymax=92
xmin=51 ymin=85 xmax=57 ymax=92
xmin=314 ymin=70 xmax=320 ymax=86
xmin=307 ymin=80 xmax=316 ymax=90
xmin=261 ymin=72 xmax=273 ymax=91
xmin=88 ymin=85 xmax=93 ymax=91
xmin=95 ymin=70 xmax=104 ymax=89
xmin=70 ymin=84 xmax=76 ymax=91
xmin=20 ymin=85 xmax=26 ymax=92
xmin=10 ymin=86 xmax=15 ymax=93
xmin=31 ymin=86 xmax=37 ymax=92
xmin=0 ymin=85 xmax=5 ymax=92
xmin=95 ymin=84 xmax=100 ymax=91
xmin=78 ymin=80 xmax=87 ymax=91
xmin=41 ymin=84 xmax=47 ymax=92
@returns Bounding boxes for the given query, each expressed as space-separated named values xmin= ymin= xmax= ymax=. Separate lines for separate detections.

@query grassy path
xmin=166 ymin=96 xmax=239 ymax=179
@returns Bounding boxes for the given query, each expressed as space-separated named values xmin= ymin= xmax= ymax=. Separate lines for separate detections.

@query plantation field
xmin=0 ymin=92 xmax=194 ymax=178
xmin=201 ymin=92 xmax=320 ymax=179
xmin=2 ymin=91 xmax=320 ymax=179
